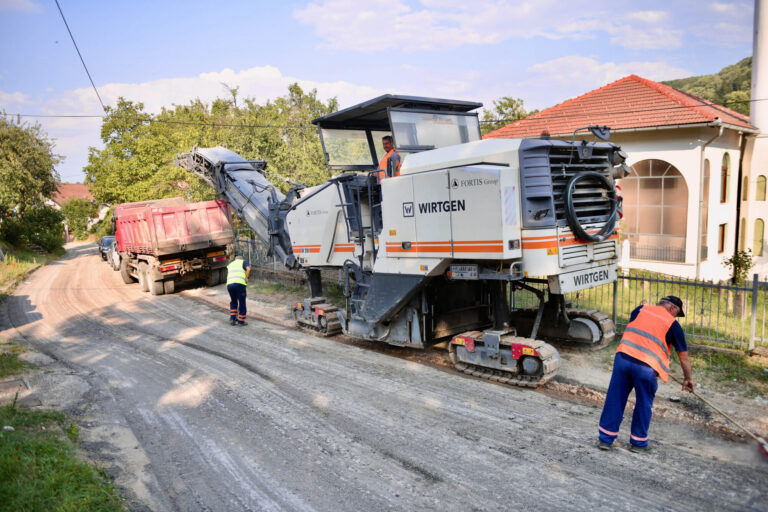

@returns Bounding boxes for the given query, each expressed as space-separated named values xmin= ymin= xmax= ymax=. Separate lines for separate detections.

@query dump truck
xmin=176 ymin=94 xmax=629 ymax=387
xmin=114 ymin=197 xmax=234 ymax=295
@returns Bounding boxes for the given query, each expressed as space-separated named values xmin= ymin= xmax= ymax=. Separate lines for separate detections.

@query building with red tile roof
xmin=485 ymin=75 xmax=762 ymax=280
xmin=485 ymin=75 xmax=755 ymax=140
xmin=50 ymin=183 xmax=94 ymax=208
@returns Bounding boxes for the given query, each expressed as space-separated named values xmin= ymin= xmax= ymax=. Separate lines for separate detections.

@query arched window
xmin=755 ymin=219 xmax=765 ymax=257
xmin=620 ymin=159 xmax=688 ymax=262
xmin=757 ymin=175 xmax=766 ymax=201
xmin=720 ymin=153 xmax=730 ymax=203
xmin=742 ymin=176 xmax=749 ymax=201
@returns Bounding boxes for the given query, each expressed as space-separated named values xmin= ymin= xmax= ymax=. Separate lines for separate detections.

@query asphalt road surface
xmin=1 ymin=243 xmax=766 ymax=511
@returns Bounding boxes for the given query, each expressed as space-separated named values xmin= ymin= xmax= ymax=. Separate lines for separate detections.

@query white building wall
xmin=584 ymin=127 xmax=741 ymax=281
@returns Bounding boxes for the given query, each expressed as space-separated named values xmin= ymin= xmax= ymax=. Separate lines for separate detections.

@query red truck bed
xmin=115 ymin=198 xmax=233 ymax=257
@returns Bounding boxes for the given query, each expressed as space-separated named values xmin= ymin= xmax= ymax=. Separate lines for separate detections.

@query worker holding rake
xmin=598 ymin=296 xmax=694 ymax=452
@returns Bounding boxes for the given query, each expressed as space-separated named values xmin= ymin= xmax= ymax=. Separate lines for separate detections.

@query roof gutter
xmin=696 ymin=120 xmax=724 ymax=280
xmin=531 ymin=121 xmax=759 ymax=139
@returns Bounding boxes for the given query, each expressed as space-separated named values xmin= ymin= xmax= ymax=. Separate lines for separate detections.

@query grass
xmin=0 ymin=244 xmax=64 ymax=300
xmin=0 ymin=344 xmax=32 ymax=377
xmin=686 ymin=349 xmax=768 ymax=396
xmin=0 ymin=347 xmax=127 ymax=512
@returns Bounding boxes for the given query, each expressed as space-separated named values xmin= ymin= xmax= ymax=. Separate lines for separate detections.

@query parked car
xmin=108 ymin=240 xmax=121 ymax=271
xmin=98 ymin=236 xmax=115 ymax=261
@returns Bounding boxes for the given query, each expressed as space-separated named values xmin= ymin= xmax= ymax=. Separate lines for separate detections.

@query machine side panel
xmin=412 ymin=171 xmax=453 ymax=258
xmin=447 ymin=165 xmax=506 ymax=259
xmin=286 ymin=185 xmax=345 ymax=267
xmin=381 ymin=175 xmax=417 ymax=258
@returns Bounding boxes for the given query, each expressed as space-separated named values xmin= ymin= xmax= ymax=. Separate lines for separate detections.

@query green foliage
xmin=92 ymin=206 xmax=115 ymax=237
xmin=0 ymin=206 xmax=64 ymax=252
xmin=0 ymin=344 xmax=31 ymax=378
xmin=722 ymin=249 xmax=755 ymax=284
xmin=481 ymin=96 xmax=538 ymax=135
xmin=0 ymin=115 xmax=62 ymax=219
xmin=61 ymin=198 xmax=97 ymax=240
xmin=85 ymin=84 xmax=339 ymax=205
xmin=0 ymin=404 xmax=127 ymax=512
xmin=663 ymin=57 xmax=752 ymax=115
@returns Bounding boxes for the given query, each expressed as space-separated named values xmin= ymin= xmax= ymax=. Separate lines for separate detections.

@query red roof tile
xmin=484 ymin=75 xmax=755 ymax=139
xmin=51 ymin=183 xmax=93 ymax=206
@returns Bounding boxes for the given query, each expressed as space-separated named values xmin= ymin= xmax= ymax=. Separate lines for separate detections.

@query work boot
xmin=629 ymin=444 xmax=650 ymax=453
xmin=238 ymin=322 xmax=248 ymax=326
xmin=598 ymin=441 xmax=614 ymax=451
xmin=230 ymin=318 xmax=237 ymax=326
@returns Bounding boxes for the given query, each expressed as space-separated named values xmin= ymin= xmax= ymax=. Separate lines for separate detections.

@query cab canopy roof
xmin=312 ymin=94 xmax=483 ymax=130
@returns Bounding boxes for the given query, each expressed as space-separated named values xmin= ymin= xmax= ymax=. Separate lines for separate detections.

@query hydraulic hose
xmin=563 ymin=171 xmax=618 ymax=243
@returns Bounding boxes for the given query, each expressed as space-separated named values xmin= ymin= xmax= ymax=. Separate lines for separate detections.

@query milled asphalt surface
xmin=1 ymin=242 xmax=766 ymax=511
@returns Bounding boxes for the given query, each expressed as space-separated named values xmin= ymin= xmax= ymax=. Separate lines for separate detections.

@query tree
xmin=0 ymin=115 xmax=62 ymax=218
xmin=663 ymin=57 xmax=752 ymax=115
xmin=61 ymin=198 xmax=97 ymax=240
xmin=480 ymin=97 xmax=538 ymax=135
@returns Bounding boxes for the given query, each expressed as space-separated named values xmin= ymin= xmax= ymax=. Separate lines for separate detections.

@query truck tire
xmin=120 ymin=257 xmax=134 ymax=284
xmin=219 ymin=268 xmax=227 ymax=285
xmin=205 ymin=270 xmax=219 ymax=287
xmin=151 ymin=279 xmax=164 ymax=296
xmin=138 ymin=262 xmax=150 ymax=292
xmin=163 ymin=280 xmax=175 ymax=294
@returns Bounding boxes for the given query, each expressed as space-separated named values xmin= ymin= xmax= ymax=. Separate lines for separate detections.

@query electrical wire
xmin=4 ymin=97 xmax=766 ymax=128
xmin=54 ymin=0 xmax=106 ymax=113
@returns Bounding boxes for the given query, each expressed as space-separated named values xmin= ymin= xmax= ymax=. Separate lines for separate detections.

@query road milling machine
xmin=176 ymin=94 xmax=629 ymax=387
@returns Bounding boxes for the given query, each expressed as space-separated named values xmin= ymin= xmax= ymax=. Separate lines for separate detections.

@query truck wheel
xmin=218 ymin=268 xmax=227 ymax=285
xmin=163 ymin=280 xmax=175 ymax=294
xmin=151 ymin=279 xmax=164 ymax=296
xmin=205 ymin=270 xmax=218 ymax=287
xmin=138 ymin=262 xmax=150 ymax=292
xmin=120 ymin=257 xmax=135 ymax=284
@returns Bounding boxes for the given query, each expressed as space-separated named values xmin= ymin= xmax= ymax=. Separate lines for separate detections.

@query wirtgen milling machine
xmin=176 ymin=95 xmax=629 ymax=387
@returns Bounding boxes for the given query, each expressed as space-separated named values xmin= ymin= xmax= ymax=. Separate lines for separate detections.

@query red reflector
xmin=451 ymin=336 xmax=475 ymax=353
xmin=212 ymin=255 xmax=227 ymax=262
xmin=159 ymin=264 xmax=178 ymax=272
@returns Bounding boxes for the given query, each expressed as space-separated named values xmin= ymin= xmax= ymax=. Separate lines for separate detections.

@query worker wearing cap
xmin=226 ymin=253 xmax=251 ymax=326
xmin=598 ymin=296 xmax=694 ymax=452
xmin=376 ymin=135 xmax=401 ymax=182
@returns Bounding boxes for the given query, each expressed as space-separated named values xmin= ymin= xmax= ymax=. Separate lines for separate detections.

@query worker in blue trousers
xmin=598 ymin=296 xmax=694 ymax=452
xmin=226 ymin=253 xmax=251 ymax=326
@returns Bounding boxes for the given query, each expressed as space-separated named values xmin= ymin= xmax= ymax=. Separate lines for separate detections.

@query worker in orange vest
xmin=376 ymin=135 xmax=401 ymax=182
xmin=598 ymin=296 xmax=694 ymax=452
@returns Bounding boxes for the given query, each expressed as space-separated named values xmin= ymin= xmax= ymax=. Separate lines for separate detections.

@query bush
xmin=61 ymin=198 xmax=96 ymax=240
xmin=0 ymin=206 xmax=64 ymax=252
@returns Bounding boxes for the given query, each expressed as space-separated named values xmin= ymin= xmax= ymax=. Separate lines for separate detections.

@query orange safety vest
xmin=616 ymin=305 xmax=674 ymax=382
xmin=376 ymin=149 xmax=401 ymax=181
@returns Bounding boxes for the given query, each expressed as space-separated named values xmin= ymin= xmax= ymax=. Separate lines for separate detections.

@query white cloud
xmin=294 ymin=1 xmax=686 ymax=51
xmin=515 ymin=56 xmax=692 ymax=110
xmin=3 ymin=65 xmax=389 ymax=182
xmin=0 ymin=0 xmax=40 ymax=12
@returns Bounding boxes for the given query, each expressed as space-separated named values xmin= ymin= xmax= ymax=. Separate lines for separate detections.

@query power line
xmin=5 ymin=97 xmax=766 ymax=127
xmin=54 ymin=0 xmax=106 ymax=113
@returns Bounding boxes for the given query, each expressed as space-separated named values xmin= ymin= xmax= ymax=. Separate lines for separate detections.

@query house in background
xmin=47 ymin=183 xmax=107 ymax=241
xmin=485 ymin=75 xmax=766 ymax=281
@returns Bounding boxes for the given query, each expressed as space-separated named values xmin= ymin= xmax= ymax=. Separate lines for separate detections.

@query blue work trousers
xmin=598 ymin=352 xmax=658 ymax=448
xmin=227 ymin=283 xmax=247 ymax=324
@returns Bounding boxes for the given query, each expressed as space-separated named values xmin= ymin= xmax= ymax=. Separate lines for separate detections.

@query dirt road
xmin=1 ymin=243 xmax=766 ymax=511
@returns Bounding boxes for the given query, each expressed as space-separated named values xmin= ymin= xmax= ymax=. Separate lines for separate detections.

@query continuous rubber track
xmin=295 ymin=303 xmax=343 ymax=336
xmin=448 ymin=337 xmax=560 ymax=388
xmin=515 ymin=307 xmax=616 ymax=351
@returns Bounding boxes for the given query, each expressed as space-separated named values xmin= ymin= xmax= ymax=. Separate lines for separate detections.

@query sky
xmin=0 ymin=0 xmax=755 ymax=184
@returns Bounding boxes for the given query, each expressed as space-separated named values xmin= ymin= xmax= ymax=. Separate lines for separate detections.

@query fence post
xmin=749 ymin=273 xmax=758 ymax=352
xmin=612 ymin=278 xmax=618 ymax=327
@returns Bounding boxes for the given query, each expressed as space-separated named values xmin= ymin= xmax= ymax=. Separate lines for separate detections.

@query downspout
xmin=696 ymin=120 xmax=723 ymax=280
xmin=733 ymin=132 xmax=749 ymax=260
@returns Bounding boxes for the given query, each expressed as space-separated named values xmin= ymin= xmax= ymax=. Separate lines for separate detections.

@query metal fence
xmin=513 ymin=270 xmax=768 ymax=350
xmin=234 ymin=235 xmax=767 ymax=350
